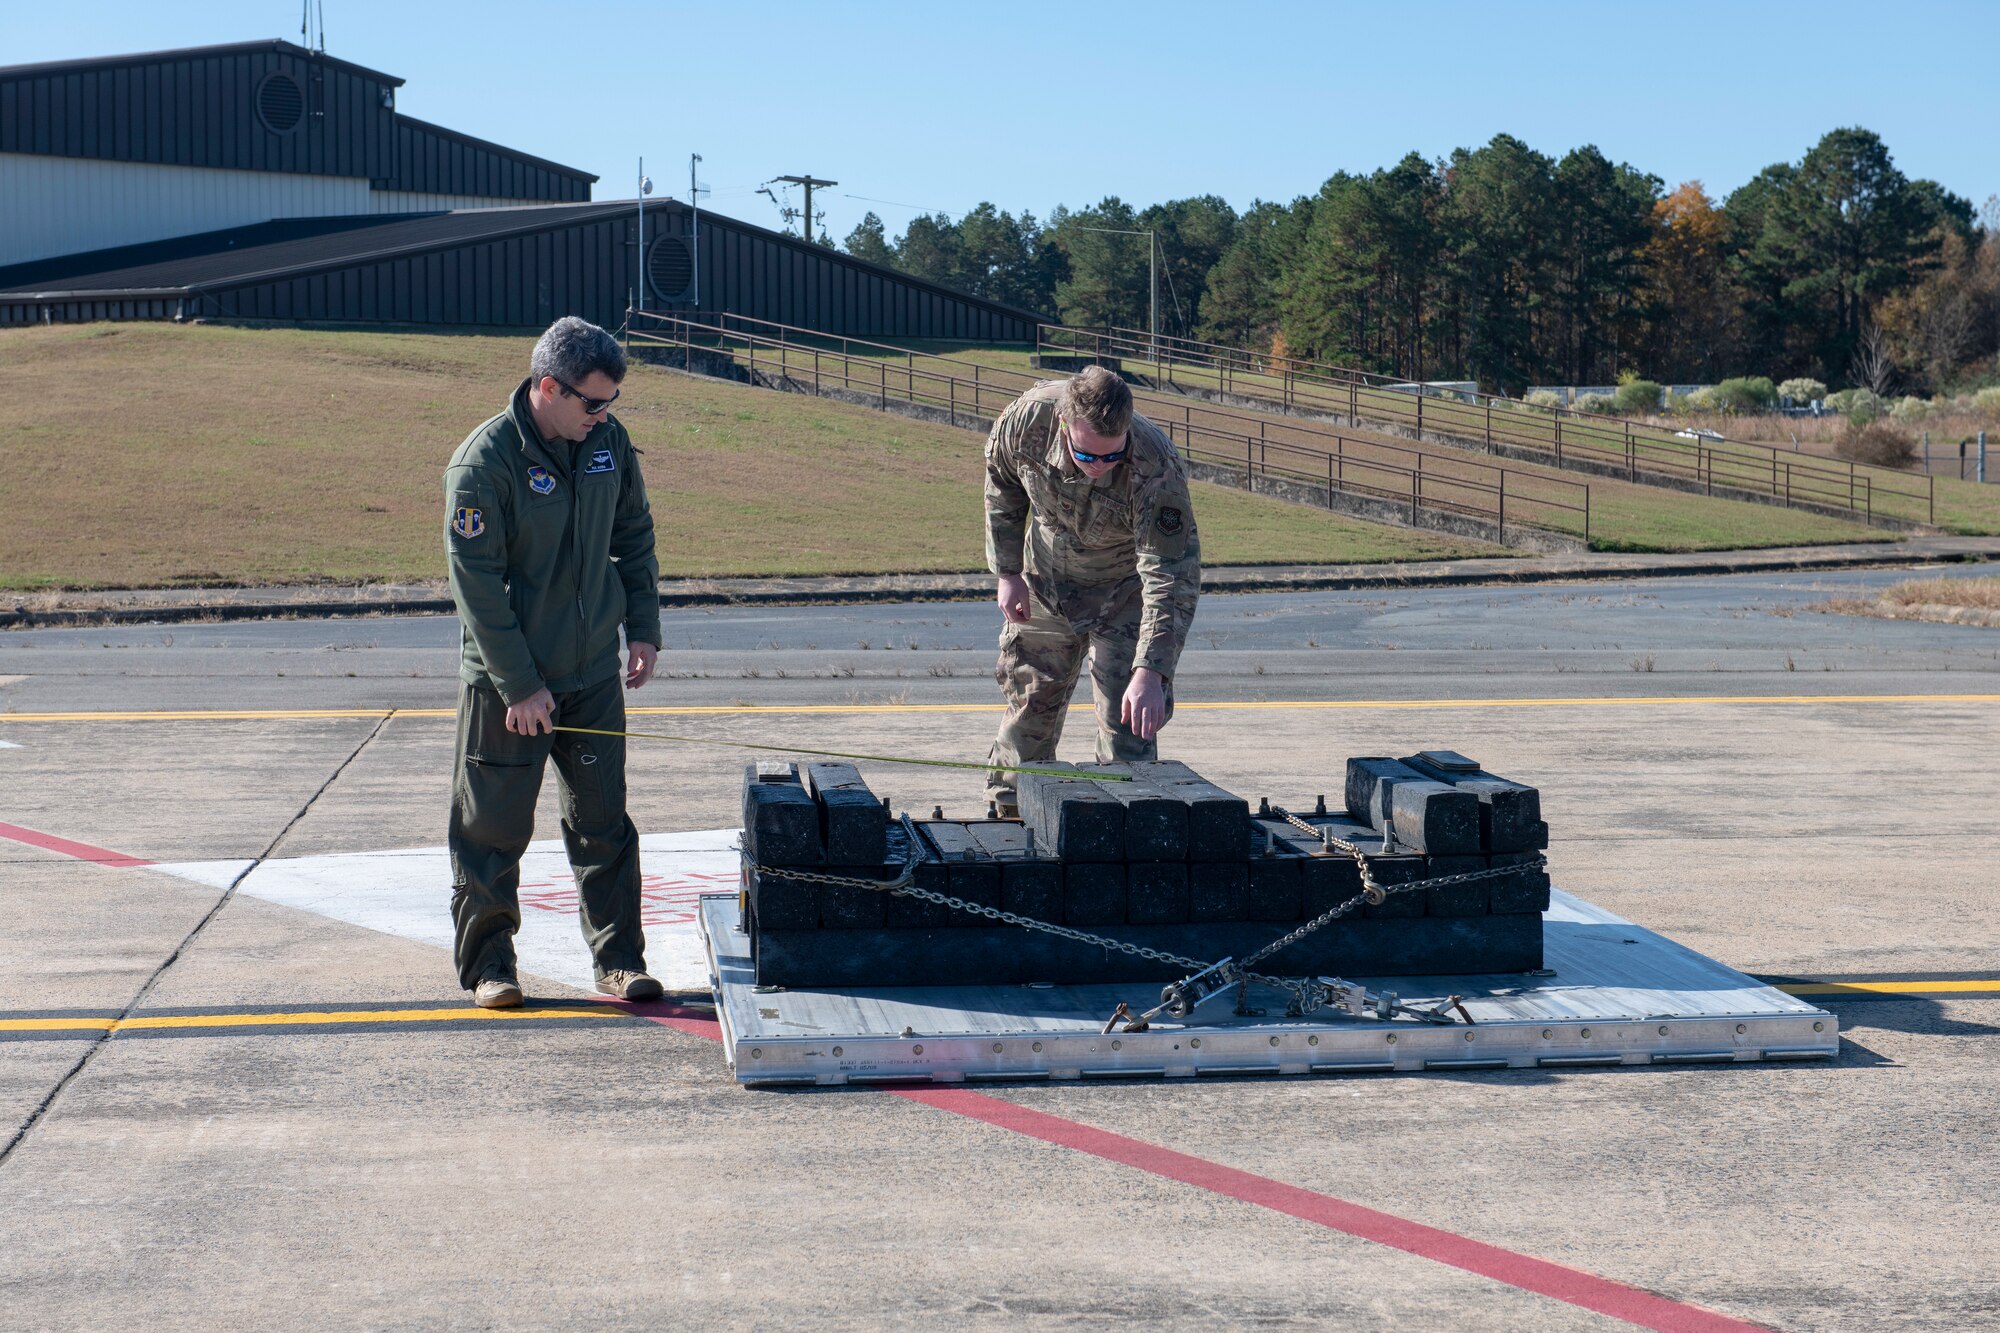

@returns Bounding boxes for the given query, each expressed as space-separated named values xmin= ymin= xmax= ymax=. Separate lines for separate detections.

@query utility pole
xmin=1075 ymin=225 xmax=1158 ymax=350
xmin=689 ymin=153 xmax=703 ymax=307
xmin=774 ymin=173 xmax=838 ymax=242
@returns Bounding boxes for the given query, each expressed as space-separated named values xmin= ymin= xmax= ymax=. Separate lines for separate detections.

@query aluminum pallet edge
xmin=697 ymin=889 xmax=1837 ymax=1087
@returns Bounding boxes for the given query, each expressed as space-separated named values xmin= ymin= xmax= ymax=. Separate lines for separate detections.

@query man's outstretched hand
xmin=996 ymin=573 xmax=1032 ymax=624
xmin=1120 ymin=667 xmax=1167 ymax=742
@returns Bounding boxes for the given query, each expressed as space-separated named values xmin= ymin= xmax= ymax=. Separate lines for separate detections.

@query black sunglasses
xmin=1061 ymin=420 xmax=1128 ymax=465
xmin=557 ymin=380 xmax=621 ymax=414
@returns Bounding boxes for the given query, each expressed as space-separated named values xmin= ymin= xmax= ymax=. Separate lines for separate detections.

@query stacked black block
xmin=742 ymin=756 xmax=1550 ymax=988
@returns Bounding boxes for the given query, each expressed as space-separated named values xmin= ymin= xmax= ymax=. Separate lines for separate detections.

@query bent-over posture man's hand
xmin=1120 ymin=667 xmax=1166 ymax=742
xmin=626 ymin=640 xmax=659 ymax=689
xmin=996 ymin=573 xmax=1032 ymax=624
xmin=505 ymin=688 xmax=557 ymax=736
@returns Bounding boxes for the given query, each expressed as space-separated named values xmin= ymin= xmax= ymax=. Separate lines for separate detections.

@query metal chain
xmin=746 ymin=811 xmax=1547 ymax=1001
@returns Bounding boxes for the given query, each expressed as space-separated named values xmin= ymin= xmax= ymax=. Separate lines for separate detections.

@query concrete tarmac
xmin=1 ymin=567 xmax=1996 ymax=1330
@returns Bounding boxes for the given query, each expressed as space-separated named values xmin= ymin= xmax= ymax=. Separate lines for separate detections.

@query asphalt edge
xmin=2 ymin=547 xmax=1986 ymax=629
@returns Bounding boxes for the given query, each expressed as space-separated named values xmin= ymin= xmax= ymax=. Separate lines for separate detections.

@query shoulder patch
xmin=1156 ymin=506 xmax=1184 ymax=535
xmin=451 ymin=507 xmax=485 ymax=539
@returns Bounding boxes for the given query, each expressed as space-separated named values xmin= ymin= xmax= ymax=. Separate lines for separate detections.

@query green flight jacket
xmin=444 ymin=378 xmax=661 ymax=704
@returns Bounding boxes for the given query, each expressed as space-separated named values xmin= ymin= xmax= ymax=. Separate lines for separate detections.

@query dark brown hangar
xmin=0 ymin=39 xmax=1043 ymax=339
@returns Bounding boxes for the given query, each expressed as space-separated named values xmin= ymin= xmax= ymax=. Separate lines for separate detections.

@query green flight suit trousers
xmin=448 ymin=674 xmax=646 ymax=990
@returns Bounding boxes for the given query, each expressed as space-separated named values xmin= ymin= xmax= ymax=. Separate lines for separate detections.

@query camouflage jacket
xmin=984 ymin=380 xmax=1201 ymax=679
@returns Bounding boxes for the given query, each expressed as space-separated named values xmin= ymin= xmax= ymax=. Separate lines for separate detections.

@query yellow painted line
xmin=1776 ymin=981 xmax=2000 ymax=996
xmin=0 ymin=1006 xmax=624 ymax=1034
xmin=4 ymin=695 xmax=1999 ymax=725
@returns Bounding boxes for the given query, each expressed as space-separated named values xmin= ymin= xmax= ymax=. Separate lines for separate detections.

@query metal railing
xmin=1041 ymin=324 xmax=1935 ymax=528
xmin=626 ymin=309 xmax=1591 ymax=544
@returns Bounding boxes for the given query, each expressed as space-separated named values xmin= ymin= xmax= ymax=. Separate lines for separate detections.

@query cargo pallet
xmin=700 ymin=889 xmax=1837 ymax=1087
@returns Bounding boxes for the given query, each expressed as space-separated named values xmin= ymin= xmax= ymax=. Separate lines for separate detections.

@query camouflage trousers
xmin=984 ymin=584 xmax=1175 ymax=807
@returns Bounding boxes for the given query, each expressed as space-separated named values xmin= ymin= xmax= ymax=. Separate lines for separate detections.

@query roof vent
xmin=257 ymin=72 xmax=306 ymax=134
xmin=648 ymin=236 xmax=694 ymax=303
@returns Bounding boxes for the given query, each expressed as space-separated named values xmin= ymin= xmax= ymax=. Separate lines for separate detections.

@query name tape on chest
xmin=584 ymin=449 xmax=617 ymax=475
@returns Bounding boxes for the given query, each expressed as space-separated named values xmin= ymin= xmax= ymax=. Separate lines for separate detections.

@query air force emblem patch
xmin=527 ymin=466 xmax=556 ymax=495
xmin=451 ymin=507 xmax=485 ymax=539
xmin=584 ymin=449 xmax=616 ymax=474
xmin=1156 ymin=506 xmax=1184 ymax=535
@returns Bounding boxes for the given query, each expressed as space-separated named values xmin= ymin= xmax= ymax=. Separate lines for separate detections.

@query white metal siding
xmin=0 ymin=152 xmax=526 ymax=266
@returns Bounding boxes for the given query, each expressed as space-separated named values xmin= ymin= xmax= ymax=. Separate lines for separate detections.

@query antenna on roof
xmin=301 ymin=0 xmax=327 ymax=53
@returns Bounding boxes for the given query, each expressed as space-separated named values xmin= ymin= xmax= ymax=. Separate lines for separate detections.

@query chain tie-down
xmin=746 ymin=813 xmax=1543 ymax=1030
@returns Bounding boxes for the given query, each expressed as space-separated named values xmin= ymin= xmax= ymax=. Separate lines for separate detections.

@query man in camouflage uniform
xmin=984 ymin=366 xmax=1201 ymax=813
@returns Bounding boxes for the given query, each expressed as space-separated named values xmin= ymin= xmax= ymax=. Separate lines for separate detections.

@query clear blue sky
xmin=7 ymin=0 xmax=1996 ymax=240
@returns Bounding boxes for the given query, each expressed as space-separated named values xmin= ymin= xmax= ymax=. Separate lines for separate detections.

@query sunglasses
xmin=1061 ymin=420 xmax=1128 ymax=465
xmin=557 ymin=380 xmax=621 ymax=414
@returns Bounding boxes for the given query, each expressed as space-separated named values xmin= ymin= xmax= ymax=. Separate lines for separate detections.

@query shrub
xmin=1973 ymin=386 xmax=2000 ymax=418
xmin=1682 ymin=387 xmax=1720 ymax=413
xmin=1524 ymin=389 xmax=1564 ymax=409
xmin=1825 ymin=388 xmax=1879 ymax=417
xmin=1614 ymin=379 xmax=1662 ymax=414
xmin=1574 ymin=393 xmax=1619 ymax=414
xmin=1889 ymin=395 xmax=1933 ymax=422
xmin=1835 ymin=420 xmax=1917 ymax=468
xmin=1778 ymin=377 xmax=1827 ymax=405
xmin=1713 ymin=376 xmax=1778 ymax=413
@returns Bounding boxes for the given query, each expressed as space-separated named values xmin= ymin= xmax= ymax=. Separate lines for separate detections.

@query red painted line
xmin=890 ymin=1087 xmax=1773 ymax=1333
xmin=0 ymin=821 xmax=153 ymax=868
xmin=598 ymin=995 xmax=724 ymax=1042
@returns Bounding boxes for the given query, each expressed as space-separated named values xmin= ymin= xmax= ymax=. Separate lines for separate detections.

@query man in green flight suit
xmin=983 ymin=366 xmax=1202 ymax=814
xmin=443 ymin=316 xmax=664 ymax=1009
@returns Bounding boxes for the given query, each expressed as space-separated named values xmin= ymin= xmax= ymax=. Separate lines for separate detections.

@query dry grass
xmin=0 ymin=322 xmax=1498 ymax=590
xmin=1878 ymin=575 xmax=2000 ymax=609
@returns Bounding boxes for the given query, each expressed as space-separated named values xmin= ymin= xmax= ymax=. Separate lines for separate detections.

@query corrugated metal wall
xmin=0 ymin=151 xmax=528 ymax=266
xmin=0 ymin=44 xmax=591 ymax=200
xmin=1 ymin=203 xmax=1043 ymax=339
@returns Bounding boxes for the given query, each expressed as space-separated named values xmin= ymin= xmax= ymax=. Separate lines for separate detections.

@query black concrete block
xmin=1189 ymin=861 xmax=1249 ymax=922
xmin=885 ymin=824 xmax=951 ymax=928
xmin=741 ymin=762 xmax=822 ymax=866
xmin=801 ymin=762 xmax=888 ymax=865
xmin=812 ymin=819 xmax=915 ymax=930
xmin=1077 ymin=763 xmax=1189 ymax=861
xmin=1017 ymin=768 xmax=1125 ymax=862
xmin=967 ymin=821 xmax=1064 ymax=924
xmin=1361 ymin=854 xmax=1429 ymax=920
xmin=751 ymin=912 xmax=1544 ymax=987
xmin=1064 ymin=862 xmax=1126 ymax=925
xmin=1126 ymin=862 xmax=1191 ymax=925
xmin=1345 ymin=757 xmax=1424 ymax=829
xmin=1143 ymin=761 xmax=1252 ymax=861
xmin=1246 ymin=853 xmax=1303 ymax=921
xmin=1389 ymin=780 xmax=1482 ymax=855
xmin=918 ymin=821 xmax=1003 ymax=927
xmin=1421 ymin=854 xmax=1491 ymax=917
xmin=745 ymin=864 xmax=819 ymax=931
xmin=1487 ymin=851 xmax=1553 ymax=915
xmin=1399 ymin=754 xmax=1545 ymax=853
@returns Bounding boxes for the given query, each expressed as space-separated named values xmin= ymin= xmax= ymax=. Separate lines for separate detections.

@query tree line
xmin=841 ymin=128 xmax=2000 ymax=399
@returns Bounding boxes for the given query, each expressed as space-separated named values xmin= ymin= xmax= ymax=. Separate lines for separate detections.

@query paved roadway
xmin=1 ymin=565 xmax=1996 ymax=1331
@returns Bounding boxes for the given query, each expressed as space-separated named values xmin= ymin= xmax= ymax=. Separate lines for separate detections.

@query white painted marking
xmin=148 ymin=830 xmax=742 ymax=994
xmin=0 ymin=740 xmax=21 ymax=749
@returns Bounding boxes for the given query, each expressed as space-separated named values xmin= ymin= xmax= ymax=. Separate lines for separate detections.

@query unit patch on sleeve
xmin=584 ymin=449 xmax=617 ymax=474
xmin=1155 ymin=506 xmax=1184 ymax=535
xmin=451 ymin=507 xmax=485 ymax=539
xmin=526 ymin=466 xmax=556 ymax=495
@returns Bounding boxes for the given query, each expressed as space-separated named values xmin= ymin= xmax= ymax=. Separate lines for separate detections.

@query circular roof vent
xmin=648 ymin=236 xmax=694 ymax=303
xmin=257 ymin=72 xmax=305 ymax=134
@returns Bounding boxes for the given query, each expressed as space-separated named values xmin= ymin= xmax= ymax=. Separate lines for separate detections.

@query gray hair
xmin=530 ymin=316 xmax=627 ymax=386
